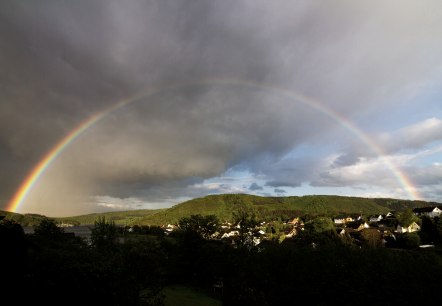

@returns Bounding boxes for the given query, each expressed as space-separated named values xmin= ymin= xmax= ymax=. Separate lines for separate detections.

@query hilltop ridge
xmin=1 ymin=194 xmax=439 ymax=226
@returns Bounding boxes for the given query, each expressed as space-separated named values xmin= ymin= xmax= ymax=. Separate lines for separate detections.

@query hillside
xmin=0 ymin=210 xmax=49 ymax=226
xmin=0 ymin=209 xmax=163 ymax=226
xmin=2 ymin=194 xmax=439 ymax=227
xmin=55 ymin=209 xmax=164 ymax=225
xmin=135 ymin=194 xmax=439 ymax=225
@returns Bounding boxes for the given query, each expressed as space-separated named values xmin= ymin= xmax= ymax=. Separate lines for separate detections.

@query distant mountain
xmin=0 ymin=210 xmax=50 ymax=226
xmin=0 ymin=209 xmax=163 ymax=227
xmin=1 ymin=194 xmax=439 ymax=227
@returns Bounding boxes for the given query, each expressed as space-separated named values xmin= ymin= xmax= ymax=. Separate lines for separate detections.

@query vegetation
xmin=178 ymin=214 xmax=220 ymax=240
xmin=57 ymin=209 xmax=163 ymax=226
xmin=2 ymin=194 xmax=438 ymax=227
xmin=160 ymin=285 xmax=222 ymax=306
xmin=2 ymin=207 xmax=442 ymax=305
xmin=91 ymin=216 xmax=118 ymax=250
xmin=397 ymin=208 xmax=420 ymax=227
xmin=134 ymin=194 xmax=434 ymax=226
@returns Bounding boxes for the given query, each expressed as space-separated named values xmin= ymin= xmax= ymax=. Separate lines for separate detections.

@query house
xmin=165 ymin=224 xmax=176 ymax=231
xmin=221 ymin=230 xmax=239 ymax=239
xmin=288 ymin=217 xmax=303 ymax=225
xmin=333 ymin=216 xmax=346 ymax=224
xmin=345 ymin=216 xmax=354 ymax=223
xmin=285 ymin=227 xmax=298 ymax=238
xmin=346 ymin=221 xmax=370 ymax=231
xmin=396 ymin=221 xmax=421 ymax=233
xmin=413 ymin=207 xmax=442 ymax=218
xmin=386 ymin=211 xmax=395 ymax=218
xmin=337 ymin=228 xmax=346 ymax=235
xmin=369 ymin=215 xmax=383 ymax=223
xmin=57 ymin=222 xmax=75 ymax=227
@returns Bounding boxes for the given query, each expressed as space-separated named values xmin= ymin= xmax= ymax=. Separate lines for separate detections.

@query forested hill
xmin=0 ymin=209 xmax=162 ymax=227
xmin=1 ymin=194 xmax=440 ymax=226
xmin=134 ymin=194 xmax=439 ymax=225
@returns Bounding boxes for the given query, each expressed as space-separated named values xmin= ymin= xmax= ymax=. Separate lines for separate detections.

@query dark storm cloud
xmin=1 ymin=0 xmax=442 ymax=214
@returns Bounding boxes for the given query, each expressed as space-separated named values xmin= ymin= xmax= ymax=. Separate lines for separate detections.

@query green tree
xmin=33 ymin=218 xmax=64 ymax=239
xmin=91 ymin=216 xmax=118 ymax=250
xmin=360 ymin=228 xmax=383 ymax=248
xmin=302 ymin=217 xmax=337 ymax=245
xmin=434 ymin=217 xmax=442 ymax=244
xmin=397 ymin=209 xmax=419 ymax=227
xmin=232 ymin=206 xmax=260 ymax=249
xmin=0 ymin=218 xmax=27 ymax=289
xmin=419 ymin=216 xmax=437 ymax=244
xmin=306 ymin=198 xmax=329 ymax=216
xmin=397 ymin=232 xmax=421 ymax=249
xmin=178 ymin=214 xmax=219 ymax=239
xmin=304 ymin=217 xmax=335 ymax=235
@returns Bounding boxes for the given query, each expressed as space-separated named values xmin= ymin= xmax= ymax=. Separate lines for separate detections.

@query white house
xmin=396 ymin=221 xmax=421 ymax=233
xmin=221 ymin=230 xmax=239 ymax=239
xmin=369 ymin=215 xmax=383 ymax=223
xmin=333 ymin=217 xmax=346 ymax=224
xmin=413 ymin=207 xmax=442 ymax=218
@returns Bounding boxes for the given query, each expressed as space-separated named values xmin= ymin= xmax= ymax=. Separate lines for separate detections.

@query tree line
xmin=1 ymin=211 xmax=442 ymax=305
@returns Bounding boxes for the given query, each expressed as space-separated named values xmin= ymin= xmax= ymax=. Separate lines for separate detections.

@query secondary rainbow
xmin=7 ymin=79 xmax=420 ymax=212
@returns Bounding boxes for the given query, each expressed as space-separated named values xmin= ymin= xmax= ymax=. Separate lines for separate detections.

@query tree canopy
xmin=178 ymin=214 xmax=219 ymax=239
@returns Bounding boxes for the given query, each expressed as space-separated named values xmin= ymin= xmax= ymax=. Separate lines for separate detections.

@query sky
xmin=1 ymin=0 xmax=441 ymax=216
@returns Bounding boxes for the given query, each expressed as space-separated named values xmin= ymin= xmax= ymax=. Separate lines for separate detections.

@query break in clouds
xmin=1 ymin=1 xmax=442 ymax=215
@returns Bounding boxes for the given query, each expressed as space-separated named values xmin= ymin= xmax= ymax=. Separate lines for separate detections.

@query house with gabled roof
xmin=333 ymin=215 xmax=357 ymax=224
xmin=285 ymin=227 xmax=298 ymax=238
xmin=346 ymin=221 xmax=370 ymax=231
xmin=369 ymin=215 xmax=383 ymax=223
xmin=386 ymin=211 xmax=395 ymax=218
xmin=396 ymin=221 xmax=420 ymax=233
xmin=413 ymin=206 xmax=442 ymax=218
xmin=345 ymin=216 xmax=355 ymax=223
xmin=333 ymin=216 xmax=346 ymax=224
xmin=288 ymin=217 xmax=303 ymax=225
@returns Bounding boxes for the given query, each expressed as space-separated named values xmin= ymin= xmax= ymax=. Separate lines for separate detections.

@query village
xmin=23 ymin=205 xmax=442 ymax=251
xmin=152 ymin=206 xmax=442 ymax=249
xmin=4 ymin=205 xmax=442 ymax=305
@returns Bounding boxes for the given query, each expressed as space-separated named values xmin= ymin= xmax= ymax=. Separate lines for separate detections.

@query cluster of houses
xmin=330 ymin=206 xmax=441 ymax=246
xmin=333 ymin=206 xmax=441 ymax=234
xmin=57 ymin=205 xmax=438 ymax=247
xmin=161 ymin=206 xmax=442 ymax=247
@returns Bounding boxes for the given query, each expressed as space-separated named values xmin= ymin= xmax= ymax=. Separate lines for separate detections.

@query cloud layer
xmin=1 ymin=1 xmax=442 ymax=215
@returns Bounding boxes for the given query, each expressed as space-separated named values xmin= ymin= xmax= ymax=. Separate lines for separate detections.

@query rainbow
xmin=7 ymin=79 xmax=420 ymax=212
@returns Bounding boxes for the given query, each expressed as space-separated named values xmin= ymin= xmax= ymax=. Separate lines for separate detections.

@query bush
xmin=397 ymin=232 xmax=421 ymax=249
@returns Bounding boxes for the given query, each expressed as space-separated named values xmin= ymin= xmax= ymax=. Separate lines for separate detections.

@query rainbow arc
xmin=7 ymin=79 xmax=420 ymax=212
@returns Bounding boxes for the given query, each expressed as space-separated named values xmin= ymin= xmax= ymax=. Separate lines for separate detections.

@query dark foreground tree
xmin=91 ymin=216 xmax=118 ymax=251
xmin=178 ymin=214 xmax=219 ymax=239
xmin=0 ymin=217 xmax=27 ymax=294
xmin=232 ymin=206 xmax=260 ymax=249
xmin=33 ymin=218 xmax=64 ymax=239
xmin=397 ymin=232 xmax=421 ymax=249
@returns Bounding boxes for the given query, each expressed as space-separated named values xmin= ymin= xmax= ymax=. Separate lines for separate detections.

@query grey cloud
xmin=2 ymin=1 xmax=442 ymax=214
xmin=249 ymin=183 xmax=263 ymax=191
xmin=331 ymin=117 xmax=442 ymax=169
xmin=274 ymin=188 xmax=286 ymax=194
xmin=409 ymin=164 xmax=442 ymax=187
xmin=262 ymin=156 xmax=321 ymax=188
xmin=332 ymin=154 xmax=361 ymax=168
xmin=380 ymin=118 xmax=442 ymax=153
